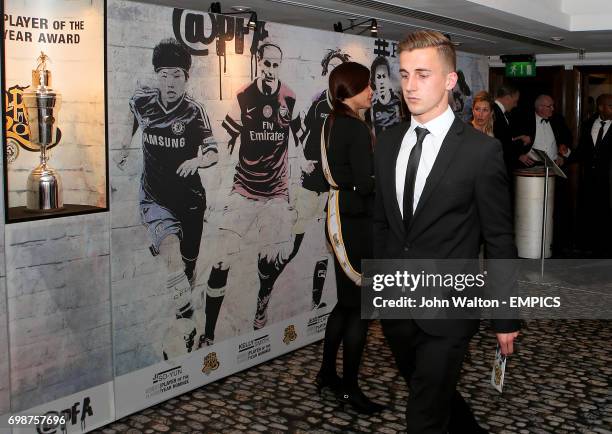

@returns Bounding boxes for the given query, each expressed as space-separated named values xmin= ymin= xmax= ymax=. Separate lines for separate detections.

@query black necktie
xmin=595 ymin=120 xmax=606 ymax=148
xmin=403 ymin=126 xmax=430 ymax=229
xmin=541 ymin=118 xmax=550 ymax=124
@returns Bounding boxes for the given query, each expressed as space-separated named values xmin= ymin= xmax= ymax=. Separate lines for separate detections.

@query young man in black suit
xmin=374 ymin=30 xmax=520 ymax=433
xmin=571 ymin=93 xmax=612 ymax=256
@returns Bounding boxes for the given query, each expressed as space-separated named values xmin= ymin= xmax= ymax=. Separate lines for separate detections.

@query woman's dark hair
xmin=326 ymin=61 xmax=372 ymax=146
xmin=328 ymin=62 xmax=370 ymax=119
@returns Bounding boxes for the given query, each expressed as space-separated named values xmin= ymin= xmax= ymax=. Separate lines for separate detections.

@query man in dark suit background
xmin=571 ymin=93 xmax=612 ymax=256
xmin=374 ymin=30 xmax=520 ymax=434
xmin=493 ymin=83 xmax=528 ymax=173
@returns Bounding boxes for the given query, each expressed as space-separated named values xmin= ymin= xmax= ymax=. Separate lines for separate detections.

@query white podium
xmin=513 ymin=150 xmax=566 ymax=276
xmin=514 ymin=167 xmax=555 ymax=259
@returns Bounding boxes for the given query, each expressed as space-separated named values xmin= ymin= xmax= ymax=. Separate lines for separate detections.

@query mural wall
xmin=0 ymin=0 xmax=488 ymax=431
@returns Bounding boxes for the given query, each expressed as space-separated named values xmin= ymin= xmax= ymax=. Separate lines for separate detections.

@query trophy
xmin=22 ymin=52 xmax=63 ymax=210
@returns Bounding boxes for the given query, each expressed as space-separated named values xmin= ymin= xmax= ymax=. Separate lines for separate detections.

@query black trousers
xmin=382 ymin=319 xmax=479 ymax=434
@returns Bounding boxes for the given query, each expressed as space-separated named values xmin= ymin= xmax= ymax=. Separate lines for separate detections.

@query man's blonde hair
xmin=398 ymin=30 xmax=456 ymax=72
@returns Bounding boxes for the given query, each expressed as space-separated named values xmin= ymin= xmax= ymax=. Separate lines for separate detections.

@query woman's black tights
xmin=319 ymin=304 xmax=369 ymax=388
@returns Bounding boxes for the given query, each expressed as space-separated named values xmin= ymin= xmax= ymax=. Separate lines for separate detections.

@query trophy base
xmin=27 ymin=163 xmax=63 ymax=211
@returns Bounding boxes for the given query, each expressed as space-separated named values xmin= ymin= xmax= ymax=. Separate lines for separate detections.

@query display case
xmin=1 ymin=0 xmax=107 ymax=222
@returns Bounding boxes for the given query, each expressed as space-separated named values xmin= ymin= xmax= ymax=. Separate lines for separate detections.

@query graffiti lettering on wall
xmin=36 ymin=397 xmax=93 ymax=434
xmin=373 ymin=38 xmax=398 ymax=58
xmin=172 ymin=9 xmax=269 ymax=99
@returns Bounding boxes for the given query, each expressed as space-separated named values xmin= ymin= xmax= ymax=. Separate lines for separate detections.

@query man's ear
xmin=446 ymin=71 xmax=459 ymax=91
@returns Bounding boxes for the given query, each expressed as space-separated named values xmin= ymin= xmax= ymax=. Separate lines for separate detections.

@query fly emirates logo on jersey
xmin=249 ymin=120 xmax=285 ymax=141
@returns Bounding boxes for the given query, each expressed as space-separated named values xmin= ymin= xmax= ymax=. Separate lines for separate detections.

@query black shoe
xmin=315 ymin=370 xmax=342 ymax=395
xmin=337 ymin=386 xmax=386 ymax=414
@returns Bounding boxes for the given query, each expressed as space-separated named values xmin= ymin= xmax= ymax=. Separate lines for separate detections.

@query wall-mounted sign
xmin=505 ymin=61 xmax=536 ymax=77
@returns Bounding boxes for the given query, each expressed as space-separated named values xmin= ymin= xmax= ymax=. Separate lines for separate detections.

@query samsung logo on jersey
xmin=144 ymin=133 xmax=186 ymax=148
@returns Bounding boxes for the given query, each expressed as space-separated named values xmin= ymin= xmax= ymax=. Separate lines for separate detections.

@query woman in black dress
xmin=316 ymin=61 xmax=384 ymax=414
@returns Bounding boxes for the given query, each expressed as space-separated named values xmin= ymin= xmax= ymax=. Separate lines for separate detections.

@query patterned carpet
xmin=95 ymin=320 xmax=611 ymax=434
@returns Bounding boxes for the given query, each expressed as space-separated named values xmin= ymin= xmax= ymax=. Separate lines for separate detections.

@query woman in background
xmin=471 ymin=90 xmax=495 ymax=137
xmin=315 ymin=61 xmax=384 ymax=415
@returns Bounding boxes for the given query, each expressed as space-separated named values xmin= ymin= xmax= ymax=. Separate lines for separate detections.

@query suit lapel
xmin=388 ymin=123 xmax=410 ymax=237
xmin=408 ymin=116 xmax=465 ymax=233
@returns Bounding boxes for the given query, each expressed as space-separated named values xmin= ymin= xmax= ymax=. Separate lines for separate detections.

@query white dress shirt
xmin=591 ymin=117 xmax=611 ymax=146
xmin=532 ymin=114 xmax=558 ymax=161
xmin=396 ymin=105 xmax=455 ymax=217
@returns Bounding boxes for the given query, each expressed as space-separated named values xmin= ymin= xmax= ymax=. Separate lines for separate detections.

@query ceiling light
xmin=551 ymin=36 xmax=565 ymax=42
xmin=231 ymin=6 xmax=251 ymax=12
xmin=370 ymin=19 xmax=378 ymax=36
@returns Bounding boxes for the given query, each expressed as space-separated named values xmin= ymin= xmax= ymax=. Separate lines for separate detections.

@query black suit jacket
xmin=493 ymin=103 xmax=525 ymax=168
xmin=374 ymin=116 xmax=520 ymax=337
xmin=571 ymin=116 xmax=612 ymax=209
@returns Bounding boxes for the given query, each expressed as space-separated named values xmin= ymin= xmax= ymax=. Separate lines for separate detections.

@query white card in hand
xmin=491 ymin=344 xmax=507 ymax=393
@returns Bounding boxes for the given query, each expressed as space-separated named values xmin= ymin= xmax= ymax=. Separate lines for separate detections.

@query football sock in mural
xmin=312 ymin=258 xmax=329 ymax=309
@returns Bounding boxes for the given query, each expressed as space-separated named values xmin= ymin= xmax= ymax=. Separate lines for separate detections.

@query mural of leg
xmin=253 ymin=239 xmax=301 ymax=330
xmin=200 ymin=262 xmax=229 ymax=347
xmin=312 ymin=257 xmax=329 ymax=309
xmin=159 ymin=236 xmax=198 ymax=360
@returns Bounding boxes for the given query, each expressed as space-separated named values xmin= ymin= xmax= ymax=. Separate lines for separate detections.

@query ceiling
xmin=135 ymin=0 xmax=612 ymax=56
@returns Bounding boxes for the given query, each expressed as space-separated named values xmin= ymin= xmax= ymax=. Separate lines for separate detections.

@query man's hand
xmin=555 ymin=157 xmax=565 ymax=167
xmin=176 ymin=158 xmax=201 ymax=177
xmin=518 ymin=154 xmax=534 ymax=167
xmin=496 ymin=331 xmax=519 ymax=355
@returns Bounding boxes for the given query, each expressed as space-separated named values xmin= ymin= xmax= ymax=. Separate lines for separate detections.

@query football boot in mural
xmin=161 ymin=318 xmax=197 ymax=360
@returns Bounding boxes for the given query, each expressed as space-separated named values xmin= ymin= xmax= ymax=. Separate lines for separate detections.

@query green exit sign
xmin=505 ymin=61 xmax=536 ymax=77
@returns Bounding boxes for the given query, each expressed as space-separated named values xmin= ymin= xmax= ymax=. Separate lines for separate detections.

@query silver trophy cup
xmin=22 ymin=52 xmax=63 ymax=211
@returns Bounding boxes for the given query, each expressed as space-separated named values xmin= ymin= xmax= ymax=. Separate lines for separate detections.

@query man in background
xmin=493 ymin=83 xmax=528 ymax=174
xmin=571 ymin=93 xmax=612 ymax=256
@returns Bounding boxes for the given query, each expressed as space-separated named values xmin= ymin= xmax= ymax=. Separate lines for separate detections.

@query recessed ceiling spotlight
xmin=452 ymin=41 xmax=462 ymax=46
xmin=551 ymin=36 xmax=565 ymax=41
xmin=231 ymin=5 xmax=251 ymax=12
